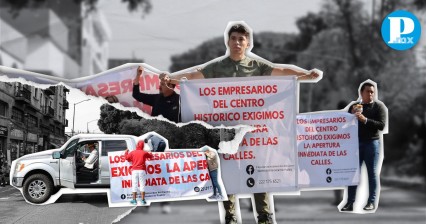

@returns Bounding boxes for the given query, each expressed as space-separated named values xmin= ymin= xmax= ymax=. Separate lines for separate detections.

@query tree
xmin=296 ymin=28 xmax=353 ymax=112
xmin=414 ymin=0 xmax=426 ymax=10
xmin=118 ymin=119 xmax=235 ymax=149
xmin=98 ymin=104 xmax=141 ymax=134
xmin=169 ymin=37 xmax=224 ymax=72
xmin=99 ymin=104 xmax=236 ymax=149
xmin=276 ymin=12 xmax=328 ymax=64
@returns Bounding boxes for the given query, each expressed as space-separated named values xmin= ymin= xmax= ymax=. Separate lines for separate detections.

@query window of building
xmin=101 ymin=140 xmax=128 ymax=156
xmin=27 ymin=115 xmax=38 ymax=128
xmin=12 ymin=107 xmax=24 ymax=123
xmin=0 ymin=101 xmax=8 ymax=117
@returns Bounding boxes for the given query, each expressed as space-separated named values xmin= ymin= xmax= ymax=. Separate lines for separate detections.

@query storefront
xmin=50 ymin=134 xmax=65 ymax=149
xmin=9 ymin=129 xmax=23 ymax=162
xmin=0 ymin=125 xmax=7 ymax=161
xmin=38 ymin=137 xmax=43 ymax=152
xmin=26 ymin=132 xmax=37 ymax=154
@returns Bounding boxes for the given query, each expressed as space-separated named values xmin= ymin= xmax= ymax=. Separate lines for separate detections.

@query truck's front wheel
xmin=23 ymin=174 xmax=53 ymax=204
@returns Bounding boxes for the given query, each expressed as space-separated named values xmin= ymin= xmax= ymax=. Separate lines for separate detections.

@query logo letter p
xmin=388 ymin=17 xmax=415 ymax=44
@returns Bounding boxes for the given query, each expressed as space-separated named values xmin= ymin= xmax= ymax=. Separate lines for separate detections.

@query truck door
xmin=59 ymin=139 xmax=79 ymax=189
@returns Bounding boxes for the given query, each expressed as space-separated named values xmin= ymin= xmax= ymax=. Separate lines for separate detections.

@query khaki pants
xmin=223 ymin=193 xmax=270 ymax=218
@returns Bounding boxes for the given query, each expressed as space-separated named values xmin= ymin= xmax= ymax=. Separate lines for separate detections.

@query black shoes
xmin=341 ymin=201 xmax=375 ymax=212
xmin=363 ymin=202 xmax=375 ymax=211
xmin=257 ymin=213 xmax=273 ymax=224
xmin=225 ymin=216 xmax=237 ymax=224
xmin=340 ymin=202 xmax=353 ymax=211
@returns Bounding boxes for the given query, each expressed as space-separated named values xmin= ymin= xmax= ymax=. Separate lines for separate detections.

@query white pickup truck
xmin=10 ymin=134 xmax=138 ymax=204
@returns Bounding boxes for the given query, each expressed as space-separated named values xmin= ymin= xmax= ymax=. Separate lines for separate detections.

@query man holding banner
xmin=133 ymin=66 xmax=181 ymax=123
xmin=341 ymin=81 xmax=387 ymax=212
xmin=166 ymin=23 xmax=321 ymax=224
xmin=204 ymin=148 xmax=224 ymax=200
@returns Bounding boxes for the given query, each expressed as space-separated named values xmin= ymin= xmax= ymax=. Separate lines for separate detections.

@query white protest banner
xmin=74 ymin=66 xmax=162 ymax=114
xmin=297 ymin=112 xmax=359 ymax=188
xmin=180 ymin=76 xmax=297 ymax=194
xmin=0 ymin=65 xmax=166 ymax=115
xmin=108 ymin=150 xmax=212 ymax=204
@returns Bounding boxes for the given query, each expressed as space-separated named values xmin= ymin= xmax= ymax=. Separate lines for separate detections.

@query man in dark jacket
xmin=341 ymin=81 xmax=387 ymax=212
xmin=132 ymin=66 xmax=181 ymax=123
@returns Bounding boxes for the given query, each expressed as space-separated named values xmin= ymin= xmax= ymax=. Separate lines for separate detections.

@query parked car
xmin=10 ymin=134 xmax=138 ymax=204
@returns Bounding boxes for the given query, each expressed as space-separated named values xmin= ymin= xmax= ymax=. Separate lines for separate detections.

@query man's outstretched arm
xmin=271 ymin=67 xmax=321 ymax=80
xmin=166 ymin=70 xmax=205 ymax=85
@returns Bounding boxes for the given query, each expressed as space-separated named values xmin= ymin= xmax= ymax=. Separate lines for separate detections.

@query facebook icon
xmin=381 ymin=10 xmax=422 ymax=50
xmin=246 ymin=165 xmax=254 ymax=175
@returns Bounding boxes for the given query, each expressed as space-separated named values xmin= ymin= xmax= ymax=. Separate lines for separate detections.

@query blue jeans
xmin=155 ymin=141 xmax=166 ymax=152
xmin=209 ymin=169 xmax=222 ymax=195
xmin=348 ymin=139 xmax=380 ymax=203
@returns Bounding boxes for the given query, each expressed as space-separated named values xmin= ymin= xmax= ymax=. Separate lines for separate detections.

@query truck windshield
xmin=61 ymin=139 xmax=79 ymax=158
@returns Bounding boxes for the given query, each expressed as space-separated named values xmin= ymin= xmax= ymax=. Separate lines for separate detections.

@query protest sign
xmin=180 ymin=76 xmax=297 ymax=194
xmin=108 ymin=150 xmax=212 ymax=204
xmin=74 ymin=66 xmax=163 ymax=114
xmin=297 ymin=112 xmax=359 ymax=188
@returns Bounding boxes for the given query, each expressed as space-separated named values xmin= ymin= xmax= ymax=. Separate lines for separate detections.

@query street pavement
xmin=0 ymin=186 xmax=130 ymax=224
xmin=0 ymin=185 xmax=425 ymax=224
xmin=119 ymin=186 xmax=426 ymax=224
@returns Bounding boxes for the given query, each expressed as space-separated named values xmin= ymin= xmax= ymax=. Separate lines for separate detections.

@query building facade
xmin=0 ymin=2 xmax=112 ymax=166
xmin=0 ymin=2 xmax=111 ymax=78
xmin=0 ymin=17 xmax=26 ymax=69
xmin=0 ymin=81 xmax=69 ymax=165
